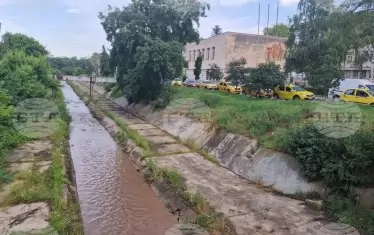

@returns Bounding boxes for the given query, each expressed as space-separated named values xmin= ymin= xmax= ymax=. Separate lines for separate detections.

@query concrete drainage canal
xmin=62 ymin=83 xmax=178 ymax=235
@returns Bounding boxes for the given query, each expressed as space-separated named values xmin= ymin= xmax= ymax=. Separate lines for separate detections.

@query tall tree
xmin=99 ymin=0 xmax=209 ymax=103
xmin=1 ymin=33 xmax=48 ymax=57
xmin=89 ymin=52 xmax=101 ymax=76
xmin=249 ymin=62 xmax=286 ymax=90
xmin=100 ymin=46 xmax=112 ymax=77
xmin=211 ymin=25 xmax=223 ymax=36
xmin=263 ymin=23 xmax=290 ymax=38
xmin=208 ymin=63 xmax=223 ymax=80
xmin=194 ymin=56 xmax=202 ymax=80
xmin=226 ymin=58 xmax=248 ymax=86
xmin=286 ymin=0 xmax=344 ymax=95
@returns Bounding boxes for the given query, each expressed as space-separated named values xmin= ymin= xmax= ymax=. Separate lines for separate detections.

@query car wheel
xmin=293 ymin=95 xmax=300 ymax=100
xmin=273 ymin=93 xmax=279 ymax=99
xmin=370 ymin=103 xmax=374 ymax=107
xmin=227 ymin=89 xmax=231 ymax=93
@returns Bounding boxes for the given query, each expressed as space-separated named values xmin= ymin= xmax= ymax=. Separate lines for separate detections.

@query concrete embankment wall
xmin=111 ymin=99 xmax=326 ymax=196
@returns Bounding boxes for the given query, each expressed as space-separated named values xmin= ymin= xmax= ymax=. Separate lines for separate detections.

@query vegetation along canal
xmin=61 ymin=82 xmax=176 ymax=234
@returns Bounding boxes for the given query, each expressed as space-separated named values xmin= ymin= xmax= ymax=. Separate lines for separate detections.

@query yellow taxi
xmin=197 ymin=80 xmax=218 ymax=90
xmin=340 ymin=88 xmax=374 ymax=105
xmin=273 ymin=84 xmax=314 ymax=100
xmin=171 ymin=78 xmax=183 ymax=86
xmin=218 ymin=81 xmax=242 ymax=94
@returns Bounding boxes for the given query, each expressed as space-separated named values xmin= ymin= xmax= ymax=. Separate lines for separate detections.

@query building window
xmin=202 ymin=49 xmax=205 ymax=60
xmin=189 ymin=51 xmax=192 ymax=61
xmin=206 ymin=70 xmax=210 ymax=80
xmin=361 ymin=70 xmax=367 ymax=78
xmin=353 ymin=70 xmax=359 ymax=78
xmin=193 ymin=50 xmax=196 ymax=61
xmin=212 ymin=47 xmax=215 ymax=60
xmin=207 ymin=48 xmax=210 ymax=60
xmin=347 ymin=52 xmax=353 ymax=63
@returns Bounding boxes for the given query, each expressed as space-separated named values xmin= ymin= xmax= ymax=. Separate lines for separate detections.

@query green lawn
xmin=170 ymin=87 xmax=374 ymax=150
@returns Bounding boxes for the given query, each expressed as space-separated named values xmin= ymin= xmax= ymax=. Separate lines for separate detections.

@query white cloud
xmin=67 ymin=8 xmax=81 ymax=14
xmin=280 ymin=0 xmax=299 ymax=6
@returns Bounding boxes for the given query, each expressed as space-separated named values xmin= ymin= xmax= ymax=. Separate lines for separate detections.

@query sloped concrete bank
xmin=70 ymin=81 xmax=360 ymax=235
xmin=115 ymin=101 xmax=326 ymax=196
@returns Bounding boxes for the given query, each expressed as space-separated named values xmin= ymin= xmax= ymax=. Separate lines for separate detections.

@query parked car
xmin=217 ymin=81 xmax=242 ymax=94
xmin=242 ymin=85 xmax=273 ymax=98
xmin=340 ymin=88 xmax=374 ymax=105
xmin=171 ymin=78 xmax=183 ymax=86
xmin=197 ymin=80 xmax=218 ymax=90
xmin=273 ymin=84 xmax=314 ymax=100
xmin=183 ymin=79 xmax=198 ymax=87
xmin=328 ymin=78 xmax=374 ymax=99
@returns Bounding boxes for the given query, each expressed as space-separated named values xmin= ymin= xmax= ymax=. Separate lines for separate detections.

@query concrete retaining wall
xmin=112 ymin=99 xmax=326 ymax=196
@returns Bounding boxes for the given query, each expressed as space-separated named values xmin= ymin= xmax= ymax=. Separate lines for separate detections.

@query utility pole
xmin=256 ymin=3 xmax=261 ymax=67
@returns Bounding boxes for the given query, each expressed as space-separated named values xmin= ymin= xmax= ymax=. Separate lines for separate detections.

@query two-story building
xmin=183 ymin=32 xmax=287 ymax=81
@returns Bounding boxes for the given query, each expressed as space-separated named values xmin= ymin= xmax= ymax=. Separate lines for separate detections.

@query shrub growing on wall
xmin=285 ymin=124 xmax=374 ymax=188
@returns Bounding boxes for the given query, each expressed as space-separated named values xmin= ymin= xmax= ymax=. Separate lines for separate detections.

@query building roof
xmin=204 ymin=31 xmax=287 ymax=42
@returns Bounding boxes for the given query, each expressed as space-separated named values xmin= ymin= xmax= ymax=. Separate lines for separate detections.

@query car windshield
xmin=293 ymin=86 xmax=305 ymax=91
xmin=226 ymin=82 xmax=232 ymax=85
xmin=366 ymin=85 xmax=374 ymax=93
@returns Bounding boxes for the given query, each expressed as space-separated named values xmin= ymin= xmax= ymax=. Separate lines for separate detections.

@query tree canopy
xmin=211 ymin=25 xmax=223 ymax=36
xmin=263 ymin=23 xmax=290 ymax=38
xmin=248 ymin=62 xmax=286 ymax=90
xmin=99 ymin=0 xmax=209 ymax=103
xmin=48 ymin=56 xmax=94 ymax=76
xmin=100 ymin=46 xmax=112 ymax=77
xmin=208 ymin=63 xmax=223 ymax=80
xmin=194 ymin=56 xmax=202 ymax=80
xmin=0 ymin=33 xmax=48 ymax=57
xmin=225 ymin=58 xmax=249 ymax=86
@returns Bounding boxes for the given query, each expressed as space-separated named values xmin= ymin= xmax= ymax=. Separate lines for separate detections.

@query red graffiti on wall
xmin=266 ymin=43 xmax=285 ymax=62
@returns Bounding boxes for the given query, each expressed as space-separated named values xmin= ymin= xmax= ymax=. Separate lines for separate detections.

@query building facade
xmin=183 ymin=32 xmax=287 ymax=81
xmin=342 ymin=50 xmax=374 ymax=80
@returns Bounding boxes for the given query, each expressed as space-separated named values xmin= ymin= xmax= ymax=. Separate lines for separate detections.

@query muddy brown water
xmin=62 ymin=83 xmax=176 ymax=235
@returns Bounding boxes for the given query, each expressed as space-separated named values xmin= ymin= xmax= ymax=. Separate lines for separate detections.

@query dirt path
xmin=72 ymin=81 xmax=360 ymax=235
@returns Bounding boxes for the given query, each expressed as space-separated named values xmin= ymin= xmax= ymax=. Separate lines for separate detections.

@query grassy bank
xmin=50 ymin=86 xmax=83 ymax=234
xmin=169 ymin=87 xmax=374 ymax=234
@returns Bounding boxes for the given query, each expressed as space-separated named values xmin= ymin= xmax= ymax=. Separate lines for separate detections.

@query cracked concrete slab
xmin=0 ymin=203 xmax=52 ymax=235
xmin=153 ymin=153 xmax=359 ymax=235
xmin=145 ymin=135 xmax=177 ymax=145
xmin=136 ymin=128 xmax=166 ymax=136
xmin=6 ymin=141 xmax=52 ymax=163
xmin=128 ymin=123 xmax=157 ymax=130
xmin=153 ymin=144 xmax=191 ymax=156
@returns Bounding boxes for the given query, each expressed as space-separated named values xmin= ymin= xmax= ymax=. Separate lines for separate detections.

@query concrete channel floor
xmin=73 ymin=81 xmax=360 ymax=235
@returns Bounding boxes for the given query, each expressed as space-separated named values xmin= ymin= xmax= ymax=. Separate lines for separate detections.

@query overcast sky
xmin=0 ymin=0 xmax=299 ymax=58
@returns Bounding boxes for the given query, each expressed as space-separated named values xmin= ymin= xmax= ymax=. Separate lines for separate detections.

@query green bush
xmin=325 ymin=196 xmax=374 ymax=234
xmin=285 ymin=124 xmax=374 ymax=187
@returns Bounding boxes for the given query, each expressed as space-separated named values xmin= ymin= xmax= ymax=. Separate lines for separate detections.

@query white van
xmin=328 ymin=78 xmax=374 ymax=99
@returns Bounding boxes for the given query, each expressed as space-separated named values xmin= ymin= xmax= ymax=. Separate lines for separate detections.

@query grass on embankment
xmin=0 ymin=86 xmax=83 ymax=234
xmin=170 ymin=87 xmax=374 ymax=150
xmin=145 ymin=159 xmax=236 ymax=234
